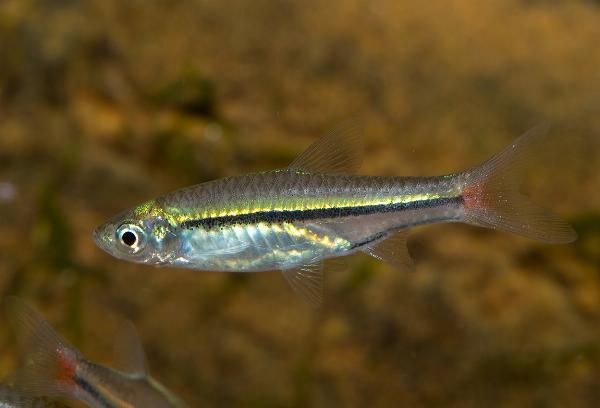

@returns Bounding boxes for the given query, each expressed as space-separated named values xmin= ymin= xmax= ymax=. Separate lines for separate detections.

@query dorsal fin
xmin=282 ymin=262 xmax=324 ymax=307
xmin=288 ymin=119 xmax=364 ymax=174
xmin=361 ymin=230 xmax=414 ymax=271
xmin=112 ymin=320 xmax=148 ymax=376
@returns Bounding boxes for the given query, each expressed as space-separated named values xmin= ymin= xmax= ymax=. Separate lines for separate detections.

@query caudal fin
xmin=461 ymin=123 xmax=577 ymax=244
xmin=6 ymin=297 xmax=81 ymax=398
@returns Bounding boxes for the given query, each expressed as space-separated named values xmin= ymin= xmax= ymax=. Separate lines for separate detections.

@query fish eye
xmin=116 ymin=224 xmax=147 ymax=254
xmin=121 ymin=231 xmax=137 ymax=246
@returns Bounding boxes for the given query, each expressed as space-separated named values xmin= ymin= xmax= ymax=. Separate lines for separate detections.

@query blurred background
xmin=0 ymin=0 xmax=599 ymax=407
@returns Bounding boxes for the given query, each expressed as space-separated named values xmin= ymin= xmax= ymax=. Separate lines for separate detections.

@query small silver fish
xmin=7 ymin=297 xmax=187 ymax=408
xmin=94 ymin=122 xmax=576 ymax=304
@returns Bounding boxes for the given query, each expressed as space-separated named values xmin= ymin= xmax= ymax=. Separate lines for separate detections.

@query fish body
xmin=69 ymin=362 xmax=183 ymax=408
xmin=104 ymin=171 xmax=462 ymax=272
xmin=7 ymin=298 xmax=187 ymax=408
xmin=94 ymin=122 xmax=576 ymax=303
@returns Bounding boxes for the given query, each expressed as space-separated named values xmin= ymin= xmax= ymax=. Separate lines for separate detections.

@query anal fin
xmin=361 ymin=230 xmax=414 ymax=271
xmin=282 ymin=263 xmax=324 ymax=307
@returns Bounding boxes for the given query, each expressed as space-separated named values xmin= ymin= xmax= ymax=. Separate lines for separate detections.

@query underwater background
xmin=0 ymin=0 xmax=599 ymax=406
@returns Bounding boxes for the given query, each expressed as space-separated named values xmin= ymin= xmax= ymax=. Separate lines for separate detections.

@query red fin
xmin=6 ymin=297 xmax=82 ymax=398
xmin=461 ymin=123 xmax=577 ymax=244
xmin=462 ymin=182 xmax=482 ymax=210
xmin=57 ymin=352 xmax=76 ymax=386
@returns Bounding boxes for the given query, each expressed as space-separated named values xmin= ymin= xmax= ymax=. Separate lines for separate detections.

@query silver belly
xmin=175 ymin=222 xmax=353 ymax=272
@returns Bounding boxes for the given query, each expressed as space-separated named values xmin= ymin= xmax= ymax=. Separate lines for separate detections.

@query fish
xmin=93 ymin=122 xmax=577 ymax=304
xmin=7 ymin=297 xmax=188 ymax=408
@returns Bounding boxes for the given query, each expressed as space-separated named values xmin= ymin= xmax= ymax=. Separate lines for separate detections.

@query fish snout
xmin=92 ymin=223 xmax=115 ymax=254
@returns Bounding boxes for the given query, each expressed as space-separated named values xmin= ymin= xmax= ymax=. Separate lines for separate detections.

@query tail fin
xmin=6 ymin=297 xmax=81 ymax=398
xmin=461 ymin=123 xmax=577 ymax=244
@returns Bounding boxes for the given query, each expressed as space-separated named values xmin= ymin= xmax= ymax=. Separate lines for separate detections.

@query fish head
xmin=93 ymin=200 xmax=180 ymax=265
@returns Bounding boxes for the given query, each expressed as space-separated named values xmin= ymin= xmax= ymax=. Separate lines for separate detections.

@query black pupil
xmin=122 ymin=231 xmax=137 ymax=246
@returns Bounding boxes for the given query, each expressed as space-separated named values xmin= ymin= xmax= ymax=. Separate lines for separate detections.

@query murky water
xmin=0 ymin=1 xmax=599 ymax=406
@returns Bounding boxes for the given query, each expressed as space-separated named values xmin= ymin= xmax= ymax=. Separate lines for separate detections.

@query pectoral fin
xmin=282 ymin=263 xmax=324 ymax=307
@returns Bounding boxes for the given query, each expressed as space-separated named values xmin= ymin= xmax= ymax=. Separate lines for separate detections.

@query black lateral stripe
xmin=349 ymin=212 xmax=462 ymax=251
xmin=349 ymin=230 xmax=389 ymax=250
xmin=182 ymin=196 xmax=463 ymax=230
xmin=74 ymin=375 xmax=117 ymax=408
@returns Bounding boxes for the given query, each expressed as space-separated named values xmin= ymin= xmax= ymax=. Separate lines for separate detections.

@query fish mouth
xmin=92 ymin=223 xmax=116 ymax=255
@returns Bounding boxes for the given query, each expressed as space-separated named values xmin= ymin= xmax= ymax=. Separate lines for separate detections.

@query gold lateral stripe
xmin=163 ymin=192 xmax=451 ymax=224
xmin=281 ymin=223 xmax=347 ymax=249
